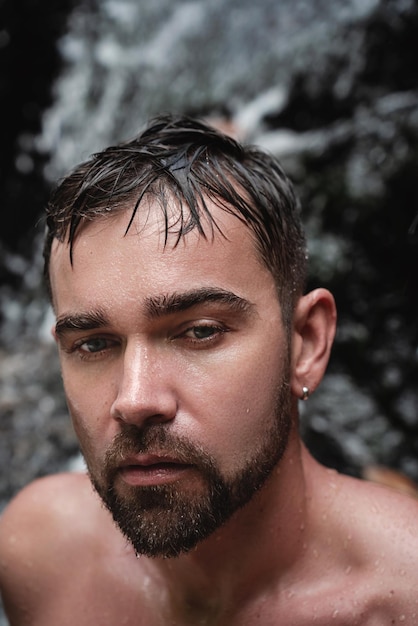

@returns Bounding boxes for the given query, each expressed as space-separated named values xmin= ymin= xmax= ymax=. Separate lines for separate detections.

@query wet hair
xmin=44 ymin=113 xmax=307 ymax=326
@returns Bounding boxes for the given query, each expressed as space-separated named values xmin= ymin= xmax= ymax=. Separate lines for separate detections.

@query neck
xmin=151 ymin=429 xmax=313 ymax=623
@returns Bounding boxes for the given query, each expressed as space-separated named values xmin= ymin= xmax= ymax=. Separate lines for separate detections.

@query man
xmin=1 ymin=114 xmax=417 ymax=625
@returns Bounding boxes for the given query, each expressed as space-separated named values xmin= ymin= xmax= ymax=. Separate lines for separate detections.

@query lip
xmin=117 ymin=454 xmax=193 ymax=487
xmin=119 ymin=453 xmax=188 ymax=468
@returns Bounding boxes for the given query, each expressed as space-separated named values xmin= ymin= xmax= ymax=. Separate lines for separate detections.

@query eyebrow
xmin=54 ymin=288 xmax=254 ymax=338
xmin=55 ymin=309 xmax=108 ymax=338
xmin=144 ymin=287 xmax=255 ymax=319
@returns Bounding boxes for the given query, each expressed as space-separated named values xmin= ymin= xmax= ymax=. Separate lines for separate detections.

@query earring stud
xmin=301 ymin=386 xmax=310 ymax=401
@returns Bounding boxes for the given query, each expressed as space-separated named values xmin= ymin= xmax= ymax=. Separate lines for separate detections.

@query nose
xmin=110 ymin=341 xmax=178 ymax=427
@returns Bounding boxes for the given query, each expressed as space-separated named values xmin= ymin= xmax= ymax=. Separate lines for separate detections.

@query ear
xmin=290 ymin=288 xmax=337 ymax=399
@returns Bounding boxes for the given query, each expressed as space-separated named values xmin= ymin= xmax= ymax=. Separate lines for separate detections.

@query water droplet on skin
xmin=332 ymin=609 xmax=339 ymax=618
xmin=399 ymin=615 xmax=406 ymax=622
xmin=345 ymin=565 xmax=352 ymax=575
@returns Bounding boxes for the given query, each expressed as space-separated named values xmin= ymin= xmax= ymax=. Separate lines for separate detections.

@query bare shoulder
xmin=0 ymin=474 xmax=161 ymax=625
xmin=0 ymin=472 xmax=115 ymax=622
xmin=333 ymin=469 xmax=418 ymax=547
xmin=300 ymin=452 xmax=418 ymax=621
xmin=306 ymin=452 xmax=418 ymax=548
xmin=0 ymin=471 xmax=111 ymax=566
xmin=324 ymin=467 xmax=418 ymax=618
xmin=0 ymin=471 xmax=102 ymax=544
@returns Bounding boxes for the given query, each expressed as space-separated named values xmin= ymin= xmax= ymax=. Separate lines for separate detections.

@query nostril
xmin=110 ymin=390 xmax=177 ymax=427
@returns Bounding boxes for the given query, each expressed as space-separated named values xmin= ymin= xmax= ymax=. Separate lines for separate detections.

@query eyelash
xmin=67 ymin=336 xmax=118 ymax=360
xmin=64 ymin=322 xmax=229 ymax=360
xmin=176 ymin=323 xmax=229 ymax=346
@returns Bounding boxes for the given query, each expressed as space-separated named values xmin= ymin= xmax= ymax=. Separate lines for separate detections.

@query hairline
xmin=48 ymin=191 xmax=296 ymax=331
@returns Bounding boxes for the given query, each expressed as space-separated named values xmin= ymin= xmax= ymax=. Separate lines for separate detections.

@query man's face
xmin=50 ymin=200 xmax=294 ymax=557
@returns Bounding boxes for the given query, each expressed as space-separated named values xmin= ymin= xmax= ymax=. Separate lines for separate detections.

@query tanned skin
xmin=1 ymin=199 xmax=417 ymax=626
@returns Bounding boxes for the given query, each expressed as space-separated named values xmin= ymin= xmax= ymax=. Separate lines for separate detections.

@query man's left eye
xmin=189 ymin=326 xmax=218 ymax=339
xmin=178 ymin=324 xmax=226 ymax=343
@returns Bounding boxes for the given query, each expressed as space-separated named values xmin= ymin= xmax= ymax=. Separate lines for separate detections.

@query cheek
xmin=66 ymin=393 xmax=98 ymax=458
xmin=62 ymin=368 xmax=115 ymax=459
xmin=183 ymin=343 xmax=290 ymax=465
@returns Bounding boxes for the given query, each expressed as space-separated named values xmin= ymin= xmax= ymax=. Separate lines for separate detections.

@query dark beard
xmin=88 ymin=382 xmax=291 ymax=558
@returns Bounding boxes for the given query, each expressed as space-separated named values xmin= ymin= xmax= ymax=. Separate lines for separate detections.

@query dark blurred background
xmin=0 ymin=0 xmax=75 ymax=272
xmin=0 ymin=0 xmax=417 ymax=512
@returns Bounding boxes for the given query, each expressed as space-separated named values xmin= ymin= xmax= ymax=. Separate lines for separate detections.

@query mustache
xmin=103 ymin=424 xmax=216 ymax=474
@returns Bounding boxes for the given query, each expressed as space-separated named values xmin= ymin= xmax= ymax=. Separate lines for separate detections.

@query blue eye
xmin=79 ymin=337 xmax=109 ymax=353
xmin=179 ymin=324 xmax=228 ymax=346
xmin=191 ymin=326 xmax=218 ymax=339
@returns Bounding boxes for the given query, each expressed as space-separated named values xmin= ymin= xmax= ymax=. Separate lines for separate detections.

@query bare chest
xmin=28 ymin=551 xmax=417 ymax=626
xmin=32 ymin=577 xmax=415 ymax=626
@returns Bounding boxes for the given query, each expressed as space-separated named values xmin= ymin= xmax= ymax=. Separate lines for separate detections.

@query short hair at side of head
xmin=44 ymin=113 xmax=307 ymax=327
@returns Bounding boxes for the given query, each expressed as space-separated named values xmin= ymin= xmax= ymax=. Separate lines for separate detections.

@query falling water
xmin=1 ymin=0 xmax=418 ymax=620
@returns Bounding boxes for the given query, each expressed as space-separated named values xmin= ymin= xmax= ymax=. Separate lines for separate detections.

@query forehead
xmin=49 ymin=198 xmax=277 ymax=313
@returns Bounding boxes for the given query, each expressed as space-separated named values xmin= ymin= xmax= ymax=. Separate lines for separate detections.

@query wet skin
xmin=50 ymin=202 xmax=293 ymax=516
xmin=2 ymin=198 xmax=418 ymax=625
